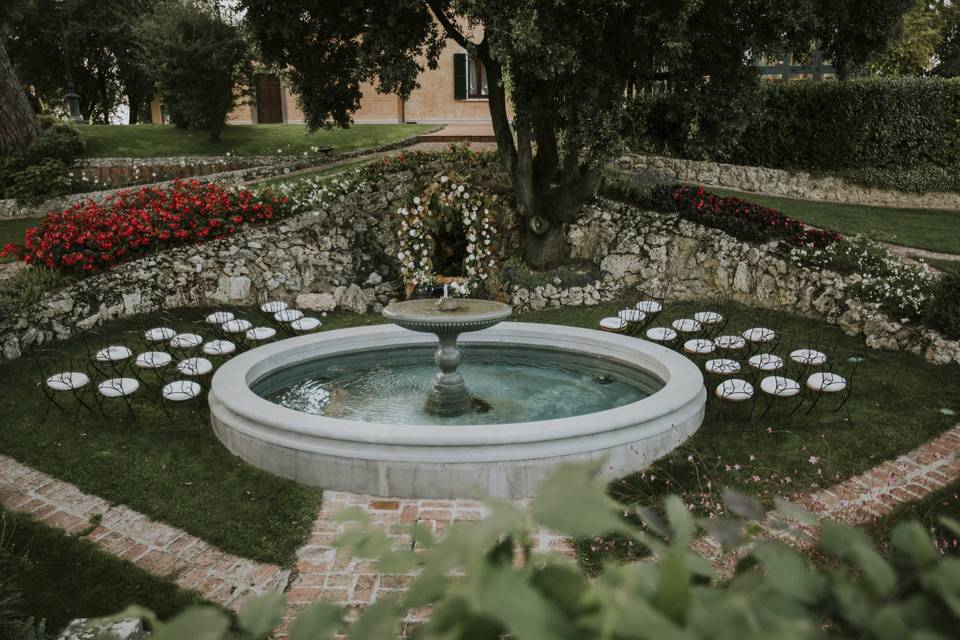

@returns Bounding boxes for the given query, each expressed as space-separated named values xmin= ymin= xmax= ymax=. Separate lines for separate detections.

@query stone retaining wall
xmin=620 ymin=154 xmax=960 ymax=210
xmin=526 ymin=199 xmax=960 ymax=365
xmin=0 ymin=174 xmax=414 ymax=360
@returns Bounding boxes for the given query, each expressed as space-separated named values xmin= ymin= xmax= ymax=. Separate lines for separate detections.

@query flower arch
xmin=395 ymin=173 xmax=498 ymax=297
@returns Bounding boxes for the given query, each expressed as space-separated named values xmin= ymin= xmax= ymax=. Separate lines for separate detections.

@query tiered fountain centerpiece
xmin=381 ymin=289 xmax=512 ymax=416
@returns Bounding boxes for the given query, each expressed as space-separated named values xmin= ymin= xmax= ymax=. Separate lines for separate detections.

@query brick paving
xmin=690 ymin=424 xmax=960 ymax=577
xmin=1 ymin=424 xmax=958 ymax=634
xmin=0 ymin=454 xmax=290 ymax=610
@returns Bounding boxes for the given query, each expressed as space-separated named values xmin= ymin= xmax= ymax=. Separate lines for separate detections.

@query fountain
xmin=209 ymin=299 xmax=706 ymax=499
xmin=381 ymin=288 xmax=511 ymax=416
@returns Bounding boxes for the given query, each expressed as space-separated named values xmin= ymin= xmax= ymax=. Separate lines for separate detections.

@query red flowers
xmin=671 ymin=186 xmax=841 ymax=248
xmin=1 ymin=180 xmax=288 ymax=274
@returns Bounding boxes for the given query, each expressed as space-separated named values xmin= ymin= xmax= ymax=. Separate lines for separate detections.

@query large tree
xmin=242 ymin=0 xmax=912 ymax=269
xmin=0 ymin=0 xmax=38 ymax=155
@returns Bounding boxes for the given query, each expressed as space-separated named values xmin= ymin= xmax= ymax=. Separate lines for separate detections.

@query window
xmin=467 ymin=55 xmax=488 ymax=98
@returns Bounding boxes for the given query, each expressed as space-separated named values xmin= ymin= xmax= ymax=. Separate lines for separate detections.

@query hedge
xmin=632 ymin=77 xmax=960 ymax=174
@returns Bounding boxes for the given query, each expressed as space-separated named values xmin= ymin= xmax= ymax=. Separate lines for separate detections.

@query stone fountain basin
xmin=209 ymin=322 xmax=706 ymax=499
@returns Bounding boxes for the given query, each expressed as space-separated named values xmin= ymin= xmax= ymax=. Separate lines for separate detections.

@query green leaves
xmin=288 ymin=602 xmax=342 ymax=640
xmin=752 ymin=542 xmax=824 ymax=604
xmin=150 ymin=607 xmax=230 ymax=640
xmin=530 ymin=461 xmax=631 ymax=539
xmin=238 ymin=592 xmax=286 ymax=638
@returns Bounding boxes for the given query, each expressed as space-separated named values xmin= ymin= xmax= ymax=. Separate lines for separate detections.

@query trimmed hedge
xmin=633 ymin=77 xmax=960 ymax=175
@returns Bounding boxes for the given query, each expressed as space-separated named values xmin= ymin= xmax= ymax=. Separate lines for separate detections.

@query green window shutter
xmin=453 ymin=53 xmax=466 ymax=100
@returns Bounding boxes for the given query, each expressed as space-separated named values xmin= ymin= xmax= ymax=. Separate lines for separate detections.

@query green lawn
xmin=922 ymin=257 xmax=960 ymax=276
xmin=80 ymin=124 xmax=436 ymax=158
xmin=255 ymin=157 xmax=375 ymax=187
xmin=518 ymin=300 xmax=960 ymax=569
xmin=0 ymin=306 xmax=331 ymax=566
xmin=705 ymin=186 xmax=960 ymax=256
xmin=1 ymin=508 xmax=206 ymax=634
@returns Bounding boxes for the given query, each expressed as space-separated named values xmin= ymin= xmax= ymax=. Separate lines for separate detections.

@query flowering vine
xmin=395 ymin=173 xmax=498 ymax=296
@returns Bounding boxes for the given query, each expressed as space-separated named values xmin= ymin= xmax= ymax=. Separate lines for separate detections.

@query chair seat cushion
xmin=646 ymin=327 xmax=677 ymax=342
xmin=260 ymin=301 xmax=288 ymax=313
xmin=806 ymin=372 xmax=847 ymax=393
xmin=715 ymin=378 xmax=754 ymax=401
xmin=177 ymin=357 xmax=214 ymax=376
xmin=599 ymin=317 xmax=627 ymax=332
xmin=635 ymin=300 xmax=662 ymax=314
xmin=748 ymin=353 xmax=784 ymax=371
xmin=144 ymin=327 xmax=177 ymax=342
xmin=275 ymin=309 xmax=305 ymax=323
xmin=203 ymin=340 xmax=237 ymax=356
xmin=672 ymin=318 xmax=702 ymax=333
xmin=705 ymin=358 xmax=740 ymax=375
xmin=617 ymin=309 xmax=646 ymax=324
xmin=714 ymin=335 xmax=746 ymax=350
xmin=791 ymin=349 xmax=827 ymax=366
xmin=98 ymin=377 xmax=139 ymax=397
xmin=246 ymin=327 xmax=277 ymax=341
xmin=683 ymin=338 xmax=716 ymax=355
xmin=694 ymin=311 xmax=723 ymax=325
xmin=162 ymin=380 xmax=202 ymax=402
xmin=760 ymin=376 xmax=801 ymax=397
xmin=743 ymin=327 xmax=776 ymax=343
xmin=290 ymin=317 xmax=322 ymax=332
xmin=205 ymin=311 xmax=235 ymax=325
xmin=170 ymin=333 xmax=203 ymax=349
xmin=222 ymin=319 xmax=253 ymax=334
xmin=94 ymin=345 xmax=133 ymax=362
xmin=46 ymin=371 xmax=90 ymax=391
xmin=135 ymin=351 xmax=173 ymax=369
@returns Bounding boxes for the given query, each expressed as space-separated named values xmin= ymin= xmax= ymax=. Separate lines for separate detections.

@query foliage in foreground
xmin=924 ymin=272 xmax=960 ymax=339
xmin=104 ymin=462 xmax=960 ymax=639
xmin=0 ymin=121 xmax=86 ymax=205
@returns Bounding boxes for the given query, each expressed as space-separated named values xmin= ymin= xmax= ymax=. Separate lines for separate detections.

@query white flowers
xmin=394 ymin=173 xmax=497 ymax=294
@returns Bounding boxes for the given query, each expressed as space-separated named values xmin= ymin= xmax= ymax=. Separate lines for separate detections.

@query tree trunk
xmin=0 ymin=43 xmax=40 ymax=157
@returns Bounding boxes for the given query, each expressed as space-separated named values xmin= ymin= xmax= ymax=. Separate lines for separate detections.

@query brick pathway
xmin=0 ymin=455 xmax=290 ymax=610
xmin=691 ymin=425 xmax=960 ymax=577
xmin=1 ymin=425 xmax=958 ymax=633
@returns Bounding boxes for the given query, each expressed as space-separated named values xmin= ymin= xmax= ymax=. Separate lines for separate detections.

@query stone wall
xmin=533 ymin=199 xmax=960 ymax=366
xmin=620 ymin=154 xmax=960 ymax=210
xmin=0 ymin=174 xmax=414 ymax=360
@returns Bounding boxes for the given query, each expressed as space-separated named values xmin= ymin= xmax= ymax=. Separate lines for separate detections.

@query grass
xmin=509 ymin=301 xmax=960 ymax=569
xmin=0 ymin=217 xmax=41 ymax=263
xmin=921 ymin=257 xmax=960 ymax=276
xmin=1 ymin=508 xmax=207 ymax=634
xmin=79 ymin=124 xmax=435 ymax=158
xmin=704 ymin=186 xmax=960 ymax=256
xmin=867 ymin=477 xmax=960 ymax=552
xmin=255 ymin=157 xmax=375 ymax=187
xmin=0 ymin=306 xmax=336 ymax=566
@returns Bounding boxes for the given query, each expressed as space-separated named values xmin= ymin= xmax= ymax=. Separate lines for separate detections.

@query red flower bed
xmin=671 ymin=185 xmax=841 ymax=248
xmin=1 ymin=180 xmax=288 ymax=274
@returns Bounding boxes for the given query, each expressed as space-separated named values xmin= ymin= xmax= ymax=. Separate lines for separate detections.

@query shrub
xmin=788 ymin=235 xmax=936 ymax=319
xmin=19 ymin=123 xmax=85 ymax=167
xmin=632 ymin=77 xmax=960 ymax=177
xmin=0 ymin=180 xmax=289 ymax=274
xmin=96 ymin=462 xmax=960 ymax=640
xmin=4 ymin=160 xmax=78 ymax=205
xmin=835 ymin=164 xmax=960 ymax=194
xmin=670 ymin=185 xmax=841 ymax=248
xmin=925 ymin=272 xmax=960 ymax=338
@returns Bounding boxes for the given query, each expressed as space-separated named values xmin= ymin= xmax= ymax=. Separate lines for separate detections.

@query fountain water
xmin=381 ymin=292 xmax=512 ymax=416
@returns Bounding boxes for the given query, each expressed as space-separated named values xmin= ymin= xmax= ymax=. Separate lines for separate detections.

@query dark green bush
xmin=925 ymin=272 xmax=960 ymax=338
xmin=632 ymin=77 xmax=960 ymax=177
xmin=834 ymin=164 xmax=960 ymax=194
xmin=20 ymin=124 xmax=85 ymax=167
xmin=5 ymin=160 xmax=77 ymax=205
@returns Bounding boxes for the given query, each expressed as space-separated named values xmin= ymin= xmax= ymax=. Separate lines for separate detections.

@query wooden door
xmin=255 ymin=75 xmax=283 ymax=124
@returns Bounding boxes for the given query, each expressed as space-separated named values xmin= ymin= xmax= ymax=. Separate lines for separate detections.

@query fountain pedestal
xmin=382 ymin=298 xmax=512 ymax=416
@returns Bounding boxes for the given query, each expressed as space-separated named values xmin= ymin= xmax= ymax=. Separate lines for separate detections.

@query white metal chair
xmin=290 ymin=317 xmax=322 ymax=333
xmin=169 ymin=332 xmax=204 ymax=356
xmin=246 ymin=326 xmax=277 ymax=343
xmin=704 ymin=358 xmax=740 ymax=376
xmin=203 ymin=339 xmax=236 ymax=357
xmin=176 ymin=357 xmax=214 ymax=377
xmin=671 ymin=318 xmax=702 ymax=335
xmin=94 ymin=377 xmax=140 ymax=420
xmin=683 ymin=338 xmax=716 ymax=356
xmin=758 ymin=375 xmax=803 ymax=417
xmin=204 ymin=311 xmax=235 ymax=325
xmin=143 ymin=326 xmax=177 ymax=343
xmin=713 ymin=334 xmax=747 ymax=351
xmin=160 ymin=379 xmax=205 ymax=426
